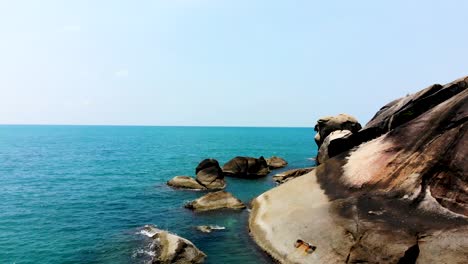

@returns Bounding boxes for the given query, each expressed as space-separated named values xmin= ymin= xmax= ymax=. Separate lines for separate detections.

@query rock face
xmin=314 ymin=113 xmax=361 ymax=147
xmin=185 ymin=191 xmax=246 ymax=211
xmin=272 ymin=167 xmax=315 ymax=184
xmin=316 ymin=130 xmax=352 ymax=164
xmin=250 ymin=76 xmax=468 ymax=264
xmin=195 ymin=159 xmax=226 ymax=189
xmin=222 ymin=156 xmax=270 ymax=178
xmin=167 ymin=176 xmax=206 ymax=190
xmin=140 ymin=225 xmax=206 ymax=264
xmin=266 ymin=156 xmax=288 ymax=169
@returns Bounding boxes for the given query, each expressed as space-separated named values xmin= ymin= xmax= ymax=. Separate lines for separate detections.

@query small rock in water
xmin=266 ymin=156 xmax=288 ymax=169
xmin=185 ymin=191 xmax=246 ymax=211
xmin=138 ymin=225 xmax=206 ymax=263
xmin=196 ymin=225 xmax=226 ymax=233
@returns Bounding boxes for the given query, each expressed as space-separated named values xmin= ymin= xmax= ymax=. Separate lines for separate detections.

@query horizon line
xmin=0 ymin=123 xmax=313 ymax=129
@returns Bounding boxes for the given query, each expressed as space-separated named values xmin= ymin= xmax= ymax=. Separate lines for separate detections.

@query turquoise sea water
xmin=0 ymin=126 xmax=317 ymax=264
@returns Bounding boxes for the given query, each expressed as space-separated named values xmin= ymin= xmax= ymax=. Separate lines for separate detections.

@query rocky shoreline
xmin=142 ymin=76 xmax=467 ymax=263
xmin=249 ymin=76 xmax=468 ymax=263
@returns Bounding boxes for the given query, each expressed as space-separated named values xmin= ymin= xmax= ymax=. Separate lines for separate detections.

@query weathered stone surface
xmin=266 ymin=156 xmax=288 ymax=169
xmin=272 ymin=167 xmax=314 ymax=184
xmin=140 ymin=225 xmax=206 ymax=264
xmin=250 ymin=76 xmax=468 ymax=264
xmin=185 ymin=191 xmax=246 ymax=211
xmin=167 ymin=176 xmax=206 ymax=190
xmin=314 ymin=113 xmax=361 ymax=147
xmin=316 ymin=130 xmax=352 ymax=164
xmin=222 ymin=156 xmax=270 ymax=178
xmin=195 ymin=159 xmax=226 ymax=189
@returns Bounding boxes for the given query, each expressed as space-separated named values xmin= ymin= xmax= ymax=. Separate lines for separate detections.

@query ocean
xmin=0 ymin=125 xmax=317 ymax=263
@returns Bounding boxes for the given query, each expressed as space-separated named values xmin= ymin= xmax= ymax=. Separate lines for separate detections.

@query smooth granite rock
xmin=185 ymin=191 xmax=246 ymax=211
xmin=314 ymin=113 xmax=361 ymax=147
xmin=167 ymin=176 xmax=206 ymax=190
xmin=266 ymin=156 xmax=288 ymax=169
xmin=222 ymin=156 xmax=270 ymax=178
xmin=272 ymin=168 xmax=315 ymax=184
xmin=140 ymin=225 xmax=206 ymax=264
xmin=195 ymin=159 xmax=226 ymax=189
xmin=316 ymin=130 xmax=352 ymax=164
xmin=250 ymin=76 xmax=468 ymax=264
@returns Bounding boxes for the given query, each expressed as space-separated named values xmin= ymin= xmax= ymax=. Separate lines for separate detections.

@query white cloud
xmin=114 ymin=69 xmax=129 ymax=78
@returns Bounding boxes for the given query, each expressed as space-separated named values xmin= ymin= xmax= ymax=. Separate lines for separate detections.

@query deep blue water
xmin=0 ymin=126 xmax=317 ymax=264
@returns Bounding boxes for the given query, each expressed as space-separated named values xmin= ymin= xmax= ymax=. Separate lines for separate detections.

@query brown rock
xmin=314 ymin=113 xmax=361 ymax=148
xmin=195 ymin=159 xmax=226 ymax=189
xmin=167 ymin=176 xmax=206 ymax=190
xmin=222 ymin=156 xmax=270 ymax=178
xmin=266 ymin=156 xmax=288 ymax=169
xmin=272 ymin=167 xmax=314 ymax=184
xmin=185 ymin=191 xmax=246 ymax=211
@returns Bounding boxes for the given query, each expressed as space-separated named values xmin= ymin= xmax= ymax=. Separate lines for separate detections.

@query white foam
xmin=209 ymin=225 xmax=225 ymax=230
xmin=138 ymin=225 xmax=160 ymax=238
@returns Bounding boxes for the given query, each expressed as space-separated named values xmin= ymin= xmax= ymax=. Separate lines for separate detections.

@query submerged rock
xmin=195 ymin=159 xmax=226 ymax=189
xmin=266 ymin=156 xmax=288 ymax=169
xmin=185 ymin=191 xmax=246 ymax=211
xmin=250 ymin=76 xmax=468 ymax=264
xmin=167 ymin=176 xmax=206 ymax=190
xmin=140 ymin=225 xmax=206 ymax=264
xmin=272 ymin=167 xmax=315 ymax=184
xmin=222 ymin=156 xmax=270 ymax=178
xmin=196 ymin=225 xmax=226 ymax=233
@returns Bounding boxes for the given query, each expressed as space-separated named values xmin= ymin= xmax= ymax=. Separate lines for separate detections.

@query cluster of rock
xmin=167 ymin=159 xmax=225 ymax=190
xmin=250 ymin=76 xmax=468 ymax=263
xmin=150 ymin=155 xmax=288 ymax=262
xmin=168 ymin=156 xmax=288 ymax=190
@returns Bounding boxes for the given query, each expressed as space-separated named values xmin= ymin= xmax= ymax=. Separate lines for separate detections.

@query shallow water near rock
xmin=0 ymin=125 xmax=316 ymax=263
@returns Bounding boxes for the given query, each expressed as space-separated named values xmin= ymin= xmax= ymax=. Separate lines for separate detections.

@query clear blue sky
xmin=0 ymin=0 xmax=467 ymax=127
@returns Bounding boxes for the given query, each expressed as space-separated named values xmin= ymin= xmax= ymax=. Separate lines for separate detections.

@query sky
xmin=0 ymin=0 xmax=467 ymax=127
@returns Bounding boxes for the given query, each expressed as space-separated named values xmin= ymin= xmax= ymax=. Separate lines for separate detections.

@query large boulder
xmin=316 ymin=130 xmax=352 ymax=164
xmin=195 ymin=159 xmax=225 ymax=189
xmin=272 ymin=167 xmax=315 ymax=184
xmin=222 ymin=156 xmax=270 ymax=178
xmin=314 ymin=113 xmax=361 ymax=147
xmin=250 ymin=76 xmax=468 ymax=264
xmin=266 ymin=156 xmax=288 ymax=169
xmin=167 ymin=176 xmax=206 ymax=190
xmin=185 ymin=191 xmax=246 ymax=211
xmin=140 ymin=225 xmax=206 ymax=264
